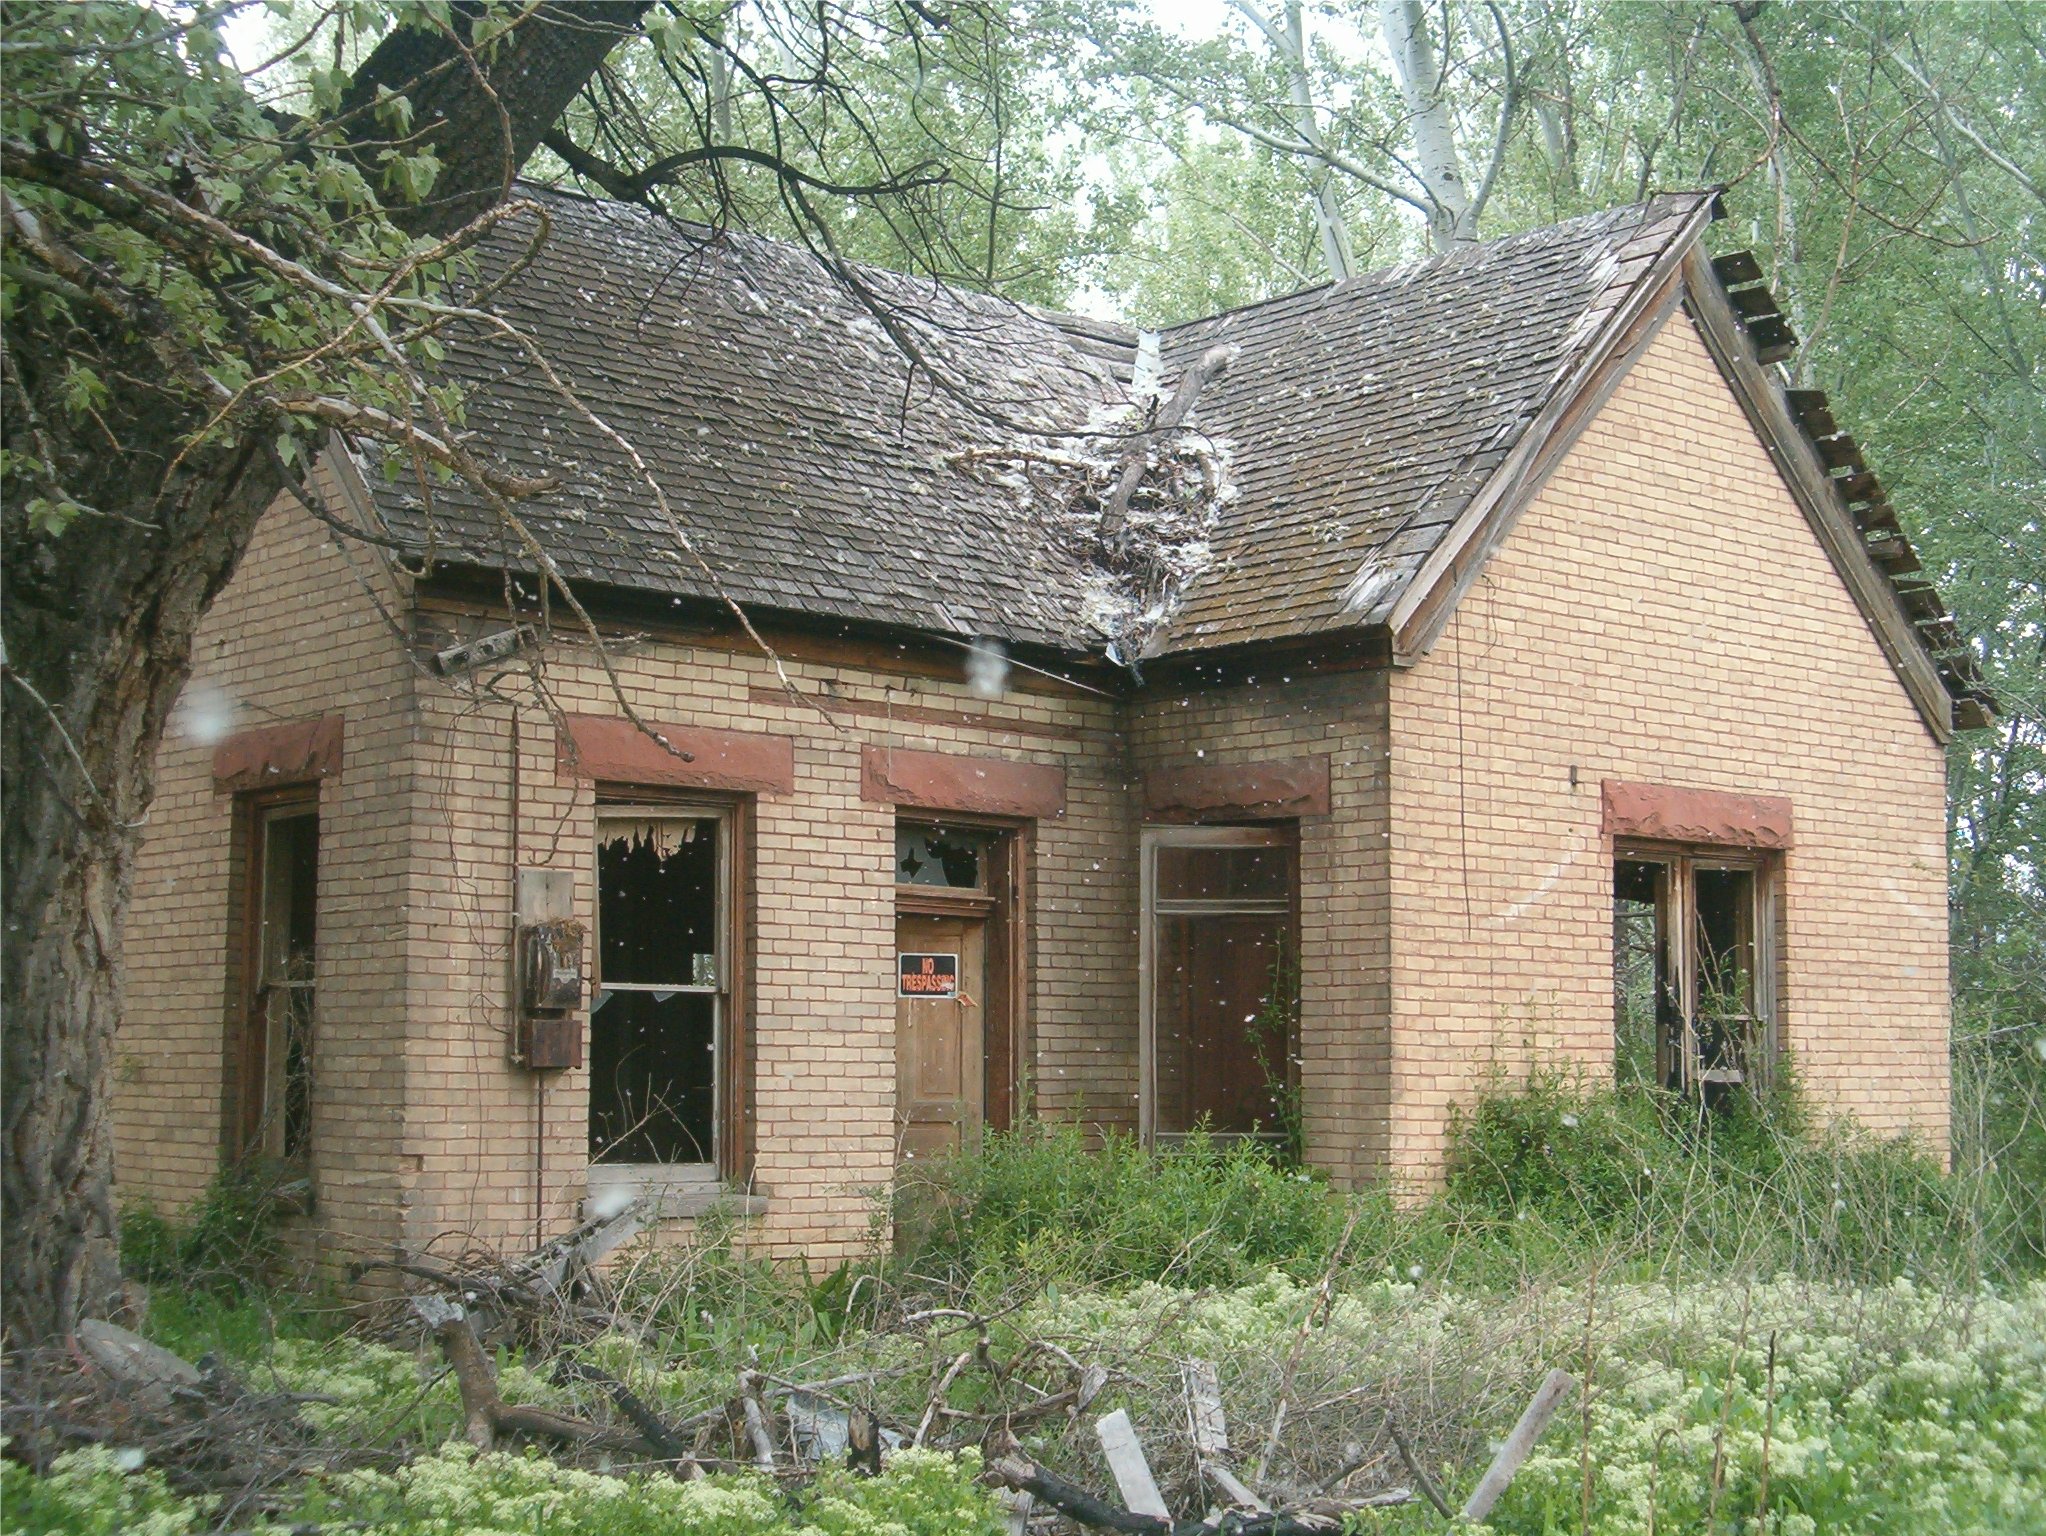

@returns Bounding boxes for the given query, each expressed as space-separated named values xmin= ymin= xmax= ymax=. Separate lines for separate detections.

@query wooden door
xmin=895 ymin=911 xmax=986 ymax=1161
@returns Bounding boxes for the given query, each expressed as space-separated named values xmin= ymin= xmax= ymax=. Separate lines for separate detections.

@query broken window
xmin=895 ymin=824 xmax=993 ymax=890
xmin=1612 ymin=847 xmax=1775 ymax=1100
xmin=1142 ymin=826 xmax=1298 ymax=1147
xmin=243 ymin=799 xmax=317 ymax=1163
xmin=591 ymin=810 xmax=727 ymax=1168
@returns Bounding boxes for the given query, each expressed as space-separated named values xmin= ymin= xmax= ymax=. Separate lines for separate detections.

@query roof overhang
xmin=1379 ymin=199 xmax=1984 ymax=745
xmin=1384 ymin=195 xmax=1721 ymax=663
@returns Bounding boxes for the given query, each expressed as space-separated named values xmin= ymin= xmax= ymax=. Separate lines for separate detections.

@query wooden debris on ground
xmin=4 ymin=1209 xmax=1588 ymax=1533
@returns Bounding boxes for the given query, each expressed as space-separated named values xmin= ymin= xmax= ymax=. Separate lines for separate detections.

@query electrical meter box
xmin=513 ymin=868 xmax=583 ymax=1071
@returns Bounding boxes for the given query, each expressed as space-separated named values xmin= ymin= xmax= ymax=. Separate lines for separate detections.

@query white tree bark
xmin=1379 ymin=0 xmax=1476 ymax=248
xmin=1231 ymin=0 xmax=1357 ymax=279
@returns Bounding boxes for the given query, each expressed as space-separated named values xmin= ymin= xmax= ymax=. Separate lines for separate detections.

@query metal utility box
xmin=512 ymin=868 xmax=583 ymax=1071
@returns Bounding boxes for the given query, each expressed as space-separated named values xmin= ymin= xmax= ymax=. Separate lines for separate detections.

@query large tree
xmin=3 ymin=0 xmax=1042 ymax=1343
xmin=1 ymin=0 xmax=654 ymax=1343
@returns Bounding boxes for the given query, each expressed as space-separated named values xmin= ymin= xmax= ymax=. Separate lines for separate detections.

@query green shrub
xmin=1438 ymin=1069 xmax=2026 ymax=1286
xmin=119 ymin=1160 xmax=295 ymax=1296
xmin=892 ymin=1120 xmax=1349 ymax=1291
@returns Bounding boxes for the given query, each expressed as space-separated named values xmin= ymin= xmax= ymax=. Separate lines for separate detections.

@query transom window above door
xmin=895 ymin=824 xmax=995 ymax=890
xmin=1141 ymin=826 xmax=1300 ymax=1150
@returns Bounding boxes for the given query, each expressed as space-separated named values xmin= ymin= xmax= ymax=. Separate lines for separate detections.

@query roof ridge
xmin=1158 ymin=191 xmax=1720 ymax=336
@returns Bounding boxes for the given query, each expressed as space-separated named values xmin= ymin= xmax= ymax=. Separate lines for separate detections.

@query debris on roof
xmin=360 ymin=184 xmax=1984 ymax=728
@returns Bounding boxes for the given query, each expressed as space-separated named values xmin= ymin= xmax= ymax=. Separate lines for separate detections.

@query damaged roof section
xmin=1149 ymin=195 xmax=1715 ymax=654
xmin=361 ymin=185 xmax=1984 ymax=731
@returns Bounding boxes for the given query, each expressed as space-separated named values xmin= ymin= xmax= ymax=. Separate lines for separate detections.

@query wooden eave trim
xmin=412 ymin=568 xmax=1116 ymax=702
xmin=1387 ymin=199 xmax=1720 ymax=662
xmin=1676 ymin=247 xmax=1953 ymax=743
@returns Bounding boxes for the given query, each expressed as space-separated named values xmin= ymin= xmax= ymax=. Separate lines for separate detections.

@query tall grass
xmin=892 ymin=1070 xmax=2045 ymax=1297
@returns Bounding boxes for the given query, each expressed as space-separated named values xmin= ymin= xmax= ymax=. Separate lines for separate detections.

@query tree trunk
xmin=0 ymin=2 xmax=644 ymax=1345
xmin=1379 ymin=0 xmax=1476 ymax=249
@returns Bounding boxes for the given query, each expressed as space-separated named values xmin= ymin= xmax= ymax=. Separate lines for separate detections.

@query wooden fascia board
xmin=1387 ymin=204 xmax=1716 ymax=662
xmin=1676 ymin=247 xmax=1952 ymax=743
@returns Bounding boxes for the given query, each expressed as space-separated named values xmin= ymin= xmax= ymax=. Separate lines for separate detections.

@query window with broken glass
xmin=590 ymin=808 xmax=729 ymax=1177
xmin=1612 ymin=846 xmax=1776 ymax=1102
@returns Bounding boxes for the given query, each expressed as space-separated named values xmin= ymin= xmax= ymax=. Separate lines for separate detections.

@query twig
xmin=1387 ymin=1417 xmax=1453 ymax=1519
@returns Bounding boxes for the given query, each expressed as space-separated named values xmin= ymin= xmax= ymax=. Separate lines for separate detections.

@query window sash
xmin=592 ymin=804 xmax=732 ymax=1174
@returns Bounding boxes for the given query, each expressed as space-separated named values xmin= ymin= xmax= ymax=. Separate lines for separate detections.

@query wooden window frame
xmin=1138 ymin=823 xmax=1299 ymax=1145
xmin=892 ymin=813 xmax=1031 ymax=1133
xmin=1612 ymin=839 xmax=1781 ymax=1097
xmin=588 ymin=794 xmax=754 ymax=1197
xmin=224 ymin=785 xmax=320 ymax=1167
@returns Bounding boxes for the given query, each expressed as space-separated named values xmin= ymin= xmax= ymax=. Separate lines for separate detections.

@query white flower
xmin=1408 ymin=1264 xmax=1424 ymax=1280
xmin=1561 ymin=1113 xmax=1580 ymax=1128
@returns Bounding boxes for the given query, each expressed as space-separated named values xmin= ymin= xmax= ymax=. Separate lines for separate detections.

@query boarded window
xmin=1142 ymin=827 xmax=1298 ymax=1147
xmin=591 ymin=813 xmax=725 ymax=1167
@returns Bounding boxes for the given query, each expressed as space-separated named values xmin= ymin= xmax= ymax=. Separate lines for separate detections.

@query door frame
xmin=1137 ymin=823 xmax=1298 ymax=1145
xmin=892 ymin=814 xmax=1029 ymax=1133
xmin=227 ymin=784 xmax=320 ymax=1163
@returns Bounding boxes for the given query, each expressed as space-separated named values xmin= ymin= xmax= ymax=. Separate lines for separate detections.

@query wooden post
xmin=1461 ymin=1368 xmax=1578 ymax=1521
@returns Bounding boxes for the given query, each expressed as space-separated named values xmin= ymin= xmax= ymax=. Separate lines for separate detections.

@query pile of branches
xmin=4 ymin=1205 xmax=1581 ymax=1534
xmin=0 ymin=1320 xmax=366 ymax=1527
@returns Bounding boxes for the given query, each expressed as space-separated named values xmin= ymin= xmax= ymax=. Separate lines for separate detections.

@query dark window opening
xmin=1612 ymin=859 xmax=1670 ymax=1091
xmin=895 ymin=825 xmax=993 ymax=890
xmin=592 ymin=815 xmax=723 ymax=1165
xmin=253 ymin=804 xmax=317 ymax=1163
xmin=1612 ymin=850 xmax=1773 ymax=1103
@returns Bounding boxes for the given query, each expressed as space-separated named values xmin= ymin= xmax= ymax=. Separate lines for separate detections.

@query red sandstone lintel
xmin=558 ymin=714 xmax=794 ymax=795
xmin=1142 ymin=755 xmax=1332 ymax=821
xmin=1602 ymin=779 xmax=1793 ymax=850
xmin=212 ymin=714 xmax=343 ymax=793
xmin=860 ymin=744 xmax=1065 ymax=819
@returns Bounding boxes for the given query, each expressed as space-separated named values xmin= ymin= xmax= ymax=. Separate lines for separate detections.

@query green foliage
xmin=894 ymin=1119 xmax=1347 ymax=1291
xmin=1438 ymin=1069 xmax=2022 ymax=1288
xmin=1024 ymin=1273 xmax=2046 ymax=1536
xmin=119 ymin=1161 xmax=296 ymax=1296
xmin=1 ymin=1446 xmax=211 ymax=1536
xmin=0 ymin=1443 xmax=1005 ymax=1536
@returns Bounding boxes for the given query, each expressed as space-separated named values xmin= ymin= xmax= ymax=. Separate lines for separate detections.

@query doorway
xmin=893 ymin=821 xmax=1019 ymax=1161
xmin=1140 ymin=825 xmax=1299 ymax=1148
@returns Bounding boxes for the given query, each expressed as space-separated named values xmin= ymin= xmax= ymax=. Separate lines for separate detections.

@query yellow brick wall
xmin=395 ymin=614 xmax=1132 ymax=1262
xmin=1124 ymin=671 xmax=1392 ymax=1184
xmin=119 ymin=307 xmax=1955 ymax=1260
xmin=1384 ymin=313 xmax=1952 ymax=1185
xmin=118 ymin=460 xmax=422 ymax=1258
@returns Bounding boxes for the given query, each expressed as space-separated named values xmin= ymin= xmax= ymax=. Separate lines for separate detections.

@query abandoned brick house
xmin=114 ymin=187 xmax=1990 ymax=1266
